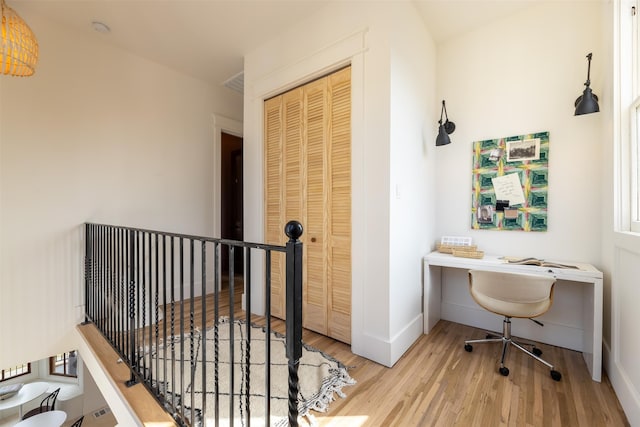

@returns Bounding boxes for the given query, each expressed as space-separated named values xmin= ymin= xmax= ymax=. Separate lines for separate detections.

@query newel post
xmin=284 ymin=220 xmax=303 ymax=427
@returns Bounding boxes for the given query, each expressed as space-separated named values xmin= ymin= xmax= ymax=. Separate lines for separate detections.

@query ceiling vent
xmin=223 ymin=71 xmax=244 ymax=94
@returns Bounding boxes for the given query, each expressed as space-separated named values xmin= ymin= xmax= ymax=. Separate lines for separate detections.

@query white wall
xmin=388 ymin=5 xmax=437 ymax=362
xmin=435 ymin=2 xmax=604 ymax=264
xmin=244 ymin=2 xmax=435 ymax=366
xmin=0 ymin=9 xmax=242 ymax=369
xmin=432 ymin=0 xmax=606 ymax=356
xmin=434 ymin=2 xmax=640 ymax=423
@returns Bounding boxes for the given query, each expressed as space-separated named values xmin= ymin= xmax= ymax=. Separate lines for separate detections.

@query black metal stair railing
xmin=83 ymin=221 xmax=303 ymax=427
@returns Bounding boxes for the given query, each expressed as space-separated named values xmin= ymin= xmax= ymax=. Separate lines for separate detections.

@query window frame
xmin=626 ymin=0 xmax=640 ymax=233
xmin=632 ymin=96 xmax=640 ymax=232
xmin=0 ymin=363 xmax=31 ymax=382
xmin=49 ymin=351 xmax=78 ymax=378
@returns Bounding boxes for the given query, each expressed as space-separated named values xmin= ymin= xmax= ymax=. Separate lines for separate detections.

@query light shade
xmin=435 ymin=100 xmax=455 ymax=146
xmin=1 ymin=0 xmax=38 ymax=77
xmin=575 ymin=87 xmax=599 ymax=115
xmin=436 ymin=124 xmax=450 ymax=146
xmin=574 ymin=53 xmax=599 ymax=116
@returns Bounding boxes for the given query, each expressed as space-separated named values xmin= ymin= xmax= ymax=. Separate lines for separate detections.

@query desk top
xmin=14 ymin=410 xmax=67 ymax=427
xmin=0 ymin=382 xmax=48 ymax=412
xmin=424 ymin=252 xmax=603 ymax=281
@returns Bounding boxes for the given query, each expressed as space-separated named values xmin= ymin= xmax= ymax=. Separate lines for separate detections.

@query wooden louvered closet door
xmin=264 ymin=66 xmax=351 ymax=344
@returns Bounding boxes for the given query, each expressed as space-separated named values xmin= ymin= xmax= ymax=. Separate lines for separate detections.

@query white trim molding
xmin=211 ymin=114 xmax=243 ymax=239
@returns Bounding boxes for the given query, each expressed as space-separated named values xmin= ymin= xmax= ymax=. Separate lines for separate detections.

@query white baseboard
xmin=352 ymin=313 xmax=424 ymax=368
xmin=604 ymin=339 xmax=640 ymax=425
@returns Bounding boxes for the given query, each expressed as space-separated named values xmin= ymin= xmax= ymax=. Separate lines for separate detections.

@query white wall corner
xmin=352 ymin=313 xmax=423 ymax=367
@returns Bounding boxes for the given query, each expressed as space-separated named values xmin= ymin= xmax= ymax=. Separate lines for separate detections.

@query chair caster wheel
xmin=533 ymin=347 xmax=542 ymax=356
xmin=464 ymin=344 xmax=473 ymax=352
xmin=499 ymin=367 xmax=509 ymax=376
xmin=551 ymin=370 xmax=562 ymax=381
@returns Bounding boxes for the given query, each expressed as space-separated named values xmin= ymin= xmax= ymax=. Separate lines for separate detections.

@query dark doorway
xmin=221 ymin=132 xmax=243 ymax=275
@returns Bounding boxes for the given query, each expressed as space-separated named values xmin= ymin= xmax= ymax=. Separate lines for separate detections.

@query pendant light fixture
xmin=574 ymin=53 xmax=599 ymax=116
xmin=436 ymin=100 xmax=456 ymax=146
xmin=1 ymin=0 xmax=39 ymax=77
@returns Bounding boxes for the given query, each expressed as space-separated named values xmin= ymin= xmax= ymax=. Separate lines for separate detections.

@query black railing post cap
xmin=284 ymin=221 xmax=303 ymax=240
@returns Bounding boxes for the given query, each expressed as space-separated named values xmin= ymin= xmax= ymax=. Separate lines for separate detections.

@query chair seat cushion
xmin=472 ymin=287 xmax=552 ymax=318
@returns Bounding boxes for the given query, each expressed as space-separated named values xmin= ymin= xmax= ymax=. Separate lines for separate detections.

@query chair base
xmin=464 ymin=317 xmax=562 ymax=381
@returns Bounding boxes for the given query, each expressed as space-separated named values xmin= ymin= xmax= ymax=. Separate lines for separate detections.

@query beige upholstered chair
xmin=463 ymin=269 xmax=562 ymax=381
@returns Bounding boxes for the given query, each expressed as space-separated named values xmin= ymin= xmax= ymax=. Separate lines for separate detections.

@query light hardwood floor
xmin=302 ymin=320 xmax=628 ymax=426
xmin=77 ymin=283 xmax=629 ymax=427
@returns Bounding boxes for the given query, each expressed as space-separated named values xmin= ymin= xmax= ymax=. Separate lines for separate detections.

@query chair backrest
xmin=41 ymin=388 xmax=60 ymax=411
xmin=468 ymin=270 xmax=556 ymax=318
xmin=70 ymin=415 xmax=85 ymax=427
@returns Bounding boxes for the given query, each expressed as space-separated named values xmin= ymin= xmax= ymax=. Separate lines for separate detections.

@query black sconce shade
xmin=436 ymin=100 xmax=455 ymax=146
xmin=575 ymin=53 xmax=600 ymax=116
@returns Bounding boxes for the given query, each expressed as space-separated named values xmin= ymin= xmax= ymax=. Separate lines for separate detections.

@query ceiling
xmin=15 ymin=1 xmax=538 ymax=91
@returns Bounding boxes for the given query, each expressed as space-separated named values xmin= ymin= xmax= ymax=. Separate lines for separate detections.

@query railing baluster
xmin=154 ymin=233 xmax=160 ymax=392
xmin=245 ymin=247 xmax=252 ymax=427
xmin=214 ymin=241 xmax=220 ymax=427
xmin=141 ymin=232 xmax=148 ymax=380
xmin=179 ymin=237 xmax=185 ymax=423
xmin=162 ymin=235 xmax=168 ymax=399
xmin=189 ymin=238 xmax=195 ymax=425
xmin=84 ymin=224 xmax=91 ymax=324
xmin=126 ymin=230 xmax=138 ymax=386
xmin=115 ymin=228 xmax=120 ymax=350
xmin=95 ymin=224 xmax=100 ymax=324
xmin=136 ymin=232 xmax=142 ymax=373
xmin=265 ymin=249 xmax=272 ymax=426
xmin=170 ymin=236 xmax=176 ymax=413
xmin=201 ymin=241 xmax=207 ymax=422
xmin=121 ymin=229 xmax=127 ymax=360
xmin=228 ymin=244 xmax=235 ymax=425
xmin=109 ymin=227 xmax=115 ymax=344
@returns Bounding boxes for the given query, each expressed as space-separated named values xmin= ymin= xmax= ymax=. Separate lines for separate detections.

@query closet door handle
xmin=311 ymin=237 xmax=317 ymax=243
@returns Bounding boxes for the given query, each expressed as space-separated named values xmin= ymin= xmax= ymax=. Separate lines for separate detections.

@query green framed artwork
xmin=471 ymin=131 xmax=549 ymax=231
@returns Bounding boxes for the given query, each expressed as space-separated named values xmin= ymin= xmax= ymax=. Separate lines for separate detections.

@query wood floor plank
xmin=308 ymin=320 xmax=629 ymax=427
xmin=79 ymin=285 xmax=629 ymax=427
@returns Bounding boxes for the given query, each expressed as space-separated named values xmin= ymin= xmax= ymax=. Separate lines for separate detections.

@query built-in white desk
xmin=423 ymin=251 xmax=603 ymax=382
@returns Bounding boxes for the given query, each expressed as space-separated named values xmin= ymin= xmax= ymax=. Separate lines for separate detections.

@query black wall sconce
xmin=436 ymin=100 xmax=456 ymax=146
xmin=574 ymin=52 xmax=600 ymax=116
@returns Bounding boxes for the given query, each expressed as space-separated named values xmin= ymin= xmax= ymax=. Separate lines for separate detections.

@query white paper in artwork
xmin=491 ymin=173 xmax=526 ymax=206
